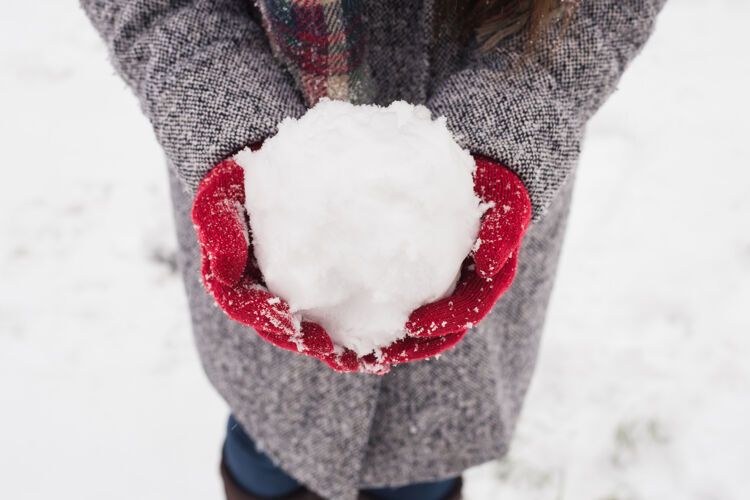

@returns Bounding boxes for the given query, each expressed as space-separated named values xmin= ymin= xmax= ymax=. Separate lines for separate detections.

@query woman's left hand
xmin=324 ymin=155 xmax=532 ymax=374
xmin=404 ymin=155 xmax=532 ymax=339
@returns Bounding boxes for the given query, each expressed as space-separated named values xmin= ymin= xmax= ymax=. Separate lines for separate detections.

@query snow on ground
xmin=1 ymin=0 xmax=748 ymax=499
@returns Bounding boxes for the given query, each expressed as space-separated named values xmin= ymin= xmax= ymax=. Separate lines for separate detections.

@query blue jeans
xmin=224 ymin=415 xmax=459 ymax=500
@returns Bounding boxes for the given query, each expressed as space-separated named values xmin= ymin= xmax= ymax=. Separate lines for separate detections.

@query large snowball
xmin=234 ymin=99 xmax=483 ymax=356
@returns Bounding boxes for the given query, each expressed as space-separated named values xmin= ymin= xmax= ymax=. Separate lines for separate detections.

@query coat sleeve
xmin=427 ymin=0 xmax=668 ymax=221
xmin=79 ymin=0 xmax=306 ymax=196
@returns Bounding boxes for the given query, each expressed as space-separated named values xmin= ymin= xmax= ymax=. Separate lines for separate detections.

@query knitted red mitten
xmin=405 ymin=155 xmax=531 ymax=338
xmin=191 ymin=156 xmax=335 ymax=358
xmin=320 ymin=156 xmax=531 ymax=373
xmin=315 ymin=329 xmax=469 ymax=375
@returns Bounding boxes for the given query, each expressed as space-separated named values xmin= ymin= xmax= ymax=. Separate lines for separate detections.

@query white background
xmin=1 ymin=0 xmax=748 ymax=498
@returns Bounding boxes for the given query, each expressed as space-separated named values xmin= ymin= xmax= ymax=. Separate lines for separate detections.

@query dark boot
xmin=357 ymin=477 xmax=463 ymax=500
xmin=220 ymin=458 xmax=324 ymax=500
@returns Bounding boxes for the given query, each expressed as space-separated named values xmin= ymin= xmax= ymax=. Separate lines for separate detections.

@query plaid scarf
xmin=256 ymin=0 xmax=375 ymax=106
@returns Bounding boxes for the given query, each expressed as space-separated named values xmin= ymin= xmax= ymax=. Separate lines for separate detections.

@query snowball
xmin=235 ymin=99 xmax=483 ymax=357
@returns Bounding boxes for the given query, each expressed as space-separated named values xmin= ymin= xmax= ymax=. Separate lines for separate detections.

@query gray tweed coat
xmin=81 ymin=1 xmax=667 ymax=499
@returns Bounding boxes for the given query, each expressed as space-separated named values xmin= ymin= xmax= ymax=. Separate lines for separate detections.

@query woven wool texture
xmin=81 ymin=1 xmax=668 ymax=499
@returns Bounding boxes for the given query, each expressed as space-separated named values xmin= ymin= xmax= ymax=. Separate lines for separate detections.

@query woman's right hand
xmin=191 ymin=155 xmax=340 ymax=362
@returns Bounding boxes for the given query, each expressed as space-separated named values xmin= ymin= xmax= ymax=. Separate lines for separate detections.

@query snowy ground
xmin=1 ymin=1 xmax=748 ymax=499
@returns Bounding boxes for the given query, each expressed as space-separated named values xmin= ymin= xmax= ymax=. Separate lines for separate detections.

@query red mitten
xmin=363 ymin=329 xmax=468 ymax=374
xmin=471 ymin=155 xmax=532 ymax=278
xmin=191 ymin=156 xmax=335 ymax=358
xmin=318 ymin=330 xmax=469 ymax=375
xmin=405 ymin=155 xmax=531 ymax=338
xmin=314 ymin=156 xmax=530 ymax=373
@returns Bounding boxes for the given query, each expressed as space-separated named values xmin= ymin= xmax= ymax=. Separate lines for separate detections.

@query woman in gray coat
xmin=81 ymin=0 xmax=667 ymax=499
